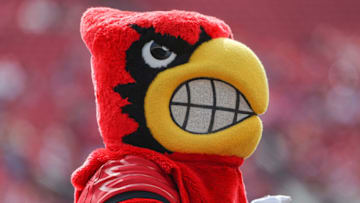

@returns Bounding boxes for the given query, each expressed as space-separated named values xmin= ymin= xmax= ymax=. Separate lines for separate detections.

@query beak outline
xmin=144 ymin=38 xmax=269 ymax=158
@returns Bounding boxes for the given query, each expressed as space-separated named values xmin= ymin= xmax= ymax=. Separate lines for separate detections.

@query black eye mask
xmin=113 ymin=25 xmax=211 ymax=153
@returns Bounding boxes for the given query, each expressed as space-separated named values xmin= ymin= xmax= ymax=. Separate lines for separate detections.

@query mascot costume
xmin=71 ymin=7 xmax=291 ymax=203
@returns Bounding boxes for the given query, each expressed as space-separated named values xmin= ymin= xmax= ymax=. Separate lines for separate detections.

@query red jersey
xmin=73 ymin=148 xmax=248 ymax=203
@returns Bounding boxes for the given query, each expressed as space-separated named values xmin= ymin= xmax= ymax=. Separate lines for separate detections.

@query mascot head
xmin=81 ymin=7 xmax=269 ymax=158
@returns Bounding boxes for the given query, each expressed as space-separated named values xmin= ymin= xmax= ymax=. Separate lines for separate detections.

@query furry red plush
xmin=72 ymin=7 xmax=270 ymax=203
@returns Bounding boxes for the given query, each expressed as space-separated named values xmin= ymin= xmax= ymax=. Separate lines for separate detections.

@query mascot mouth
xmin=170 ymin=78 xmax=255 ymax=134
xmin=144 ymin=38 xmax=268 ymax=157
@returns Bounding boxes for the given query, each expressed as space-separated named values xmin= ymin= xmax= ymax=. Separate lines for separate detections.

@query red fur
xmin=73 ymin=7 xmax=247 ymax=203
xmin=80 ymin=7 xmax=232 ymax=150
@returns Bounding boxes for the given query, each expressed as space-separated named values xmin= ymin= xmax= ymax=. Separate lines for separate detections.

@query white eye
xmin=142 ymin=40 xmax=177 ymax=69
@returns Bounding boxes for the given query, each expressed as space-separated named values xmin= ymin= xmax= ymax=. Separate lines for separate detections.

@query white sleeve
xmin=251 ymin=195 xmax=292 ymax=203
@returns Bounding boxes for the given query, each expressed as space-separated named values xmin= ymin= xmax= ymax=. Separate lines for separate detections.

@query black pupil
xmin=150 ymin=42 xmax=171 ymax=60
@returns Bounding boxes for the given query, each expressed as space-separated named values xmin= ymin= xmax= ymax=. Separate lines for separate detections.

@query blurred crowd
xmin=0 ymin=0 xmax=359 ymax=203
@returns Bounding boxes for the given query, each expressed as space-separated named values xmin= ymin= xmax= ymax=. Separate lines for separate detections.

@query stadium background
xmin=0 ymin=0 xmax=359 ymax=202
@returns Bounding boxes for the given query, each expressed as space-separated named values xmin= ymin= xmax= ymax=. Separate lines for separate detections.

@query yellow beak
xmin=144 ymin=38 xmax=269 ymax=158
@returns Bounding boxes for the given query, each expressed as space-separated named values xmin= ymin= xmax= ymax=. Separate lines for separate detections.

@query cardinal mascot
xmin=71 ymin=7 xmax=291 ymax=203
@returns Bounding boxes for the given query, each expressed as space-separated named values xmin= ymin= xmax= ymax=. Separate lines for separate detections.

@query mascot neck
xmin=168 ymin=152 xmax=248 ymax=203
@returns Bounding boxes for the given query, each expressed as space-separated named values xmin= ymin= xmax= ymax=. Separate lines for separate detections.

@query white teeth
xmin=189 ymin=79 xmax=213 ymax=106
xmin=170 ymin=78 xmax=254 ymax=134
xmin=186 ymin=107 xmax=212 ymax=133
xmin=170 ymin=105 xmax=187 ymax=127
xmin=213 ymin=110 xmax=235 ymax=131
xmin=171 ymin=85 xmax=187 ymax=103
xmin=214 ymin=80 xmax=237 ymax=109
xmin=238 ymin=93 xmax=252 ymax=112
xmin=236 ymin=113 xmax=250 ymax=122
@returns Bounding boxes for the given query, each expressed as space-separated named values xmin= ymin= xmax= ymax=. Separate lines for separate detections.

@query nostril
xmin=169 ymin=78 xmax=254 ymax=134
